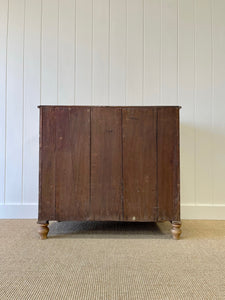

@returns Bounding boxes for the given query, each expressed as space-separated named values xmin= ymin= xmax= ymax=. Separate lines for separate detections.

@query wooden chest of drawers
xmin=37 ymin=106 xmax=181 ymax=239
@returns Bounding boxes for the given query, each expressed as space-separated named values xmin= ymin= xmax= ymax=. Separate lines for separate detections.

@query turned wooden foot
xmin=171 ymin=221 xmax=182 ymax=240
xmin=38 ymin=222 xmax=49 ymax=240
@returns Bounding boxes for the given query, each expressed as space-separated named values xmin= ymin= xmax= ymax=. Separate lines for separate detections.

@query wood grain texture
xmin=38 ymin=106 xmax=180 ymax=228
xmin=55 ymin=107 xmax=90 ymax=221
xmin=91 ymin=107 xmax=122 ymax=220
xmin=122 ymin=108 xmax=157 ymax=221
xmin=157 ymin=107 xmax=180 ymax=221
xmin=38 ymin=108 xmax=56 ymax=221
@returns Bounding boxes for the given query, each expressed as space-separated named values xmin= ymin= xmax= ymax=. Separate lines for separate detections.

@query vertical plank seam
xmin=40 ymin=0 xmax=43 ymax=105
xmin=175 ymin=110 xmax=180 ymax=220
xmin=38 ymin=108 xmax=43 ymax=219
xmin=74 ymin=0 xmax=77 ymax=104
xmin=4 ymin=0 xmax=10 ymax=204
xmin=160 ymin=0 xmax=163 ymax=104
xmin=121 ymin=108 xmax=124 ymax=220
xmin=211 ymin=0 xmax=214 ymax=205
xmin=89 ymin=107 xmax=92 ymax=218
xmin=177 ymin=0 xmax=179 ymax=105
xmin=57 ymin=0 xmax=59 ymax=105
xmin=125 ymin=0 xmax=127 ymax=106
xmin=91 ymin=0 xmax=94 ymax=105
xmin=54 ymin=109 xmax=56 ymax=220
xmin=156 ymin=108 xmax=159 ymax=221
xmin=108 ymin=0 xmax=110 ymax=105
xmin=142 ymin=0 xmax=145 ymax=105
xmin=193 ymin=0 xmax=197 ymax=206
xmin=21 ymin=0 xmax=26 ymax=204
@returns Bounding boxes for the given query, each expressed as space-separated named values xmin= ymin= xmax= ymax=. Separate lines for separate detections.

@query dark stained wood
xmin=38 ymin=107 xmax=56 ymax=221
xmin=157 ymin=107 xmax=180 ymax=221
xmin=122 ymin=108 xmax=157 ymax=221
xmin=38 ymin=105 xmax=181 ymax=238
xmin=55 ymin=107 xmax=90 ymax=221
xmin=90 ymin=107 xmax=122 ymax=220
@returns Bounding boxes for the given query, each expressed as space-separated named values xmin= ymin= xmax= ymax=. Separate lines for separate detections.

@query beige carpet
xmin=0 ymin=220 xmax=225 ymax=300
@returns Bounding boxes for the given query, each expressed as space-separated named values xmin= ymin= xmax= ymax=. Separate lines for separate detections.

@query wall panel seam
xmin=177 ymin=0 xmax=179 ymax=105
xmin=160 ymin=0 xmax=163 ymax=104
xmin=108 ymin=0 xmax=110 ymax=105
xmin=4 ymin=0 xmax=9 ymax=205
xmin=193 ymin=0 xmax=197 ymax=206
xmin=74 ymin=0 xmax=77 ymax=105
xmin=57 ymin=0 xmax=59 ymax=105
xmin=21 ymin=0 xmax=26 ymax=204
xmin=211 ymin=0 xmax=214 ymax=205
xmin=91 ymin=0 xmax=93 ymax=105
xmin=40 ymin=0 xmax=43 ymax=105
xmin=142 ymin=0 xmax=144 ymax=105
xmin=125 ymin=0 xmax=127 ymax=106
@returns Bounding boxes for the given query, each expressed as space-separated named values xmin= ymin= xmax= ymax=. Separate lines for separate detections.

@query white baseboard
xmin=0 ymin=203 xmax=225 ymax=220
xmin=181 ymin=204 xmax=225 ymax=220
xmin=0 ymin=204 xmax=38 ymax=219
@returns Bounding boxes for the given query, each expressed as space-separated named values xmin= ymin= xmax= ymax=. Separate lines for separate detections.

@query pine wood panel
xmin=55 ymin=107 xmax=90 ymax=220
xmin=39 ymin=108 xmax=56 ymax=220
xmin=157 ymin=107 xmax=180 ymax=221
xmin=122 ymin=108 xmax=157 ymax=221
xmin=90 ymin=107 xmax=122 ymax=220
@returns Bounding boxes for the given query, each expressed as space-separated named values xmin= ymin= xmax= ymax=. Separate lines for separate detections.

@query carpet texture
xmin=0 ymin=220 xmax=225 ymax=300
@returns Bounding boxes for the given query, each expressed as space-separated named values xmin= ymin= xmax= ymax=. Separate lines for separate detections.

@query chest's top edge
xmin=38 ymin=105 xmax=182 ymax=109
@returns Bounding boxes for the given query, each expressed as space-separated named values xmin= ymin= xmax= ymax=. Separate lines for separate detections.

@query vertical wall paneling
xmin=109 ymin=0 xmax=126 ymax=106
xmin=126 ymin=0 xmax=143 ymax=105
xmin=143 ymin=0 xmax=161 ymax=105
xmin=23 ymin=0 xmax=41 ymax=204
xmin=41 ymin=0 xmax=59 ymax=105
xmin=75 ymin=0 xmax=93 ymax=105
xmin=1 ymin=0 xmax=225 ymax=218
xmin=58 ymin=0 xmax=75 ymax=105
xmin=161 ymin=0 xmax=178 ymax=105
xmin=5 ymin=0 xmax=25 ymax=204
xmin=213 ymin=0 xmax=225 ymax=205
xmin=0 ymin=0 xmax=8 ymax=203
xmin=92 ymin=0 xmax=110 ymax=105
xmin=195 ymin=0 xmax=213 ymax=205
xmin=178 ymin=0 xmax=195 ymax=205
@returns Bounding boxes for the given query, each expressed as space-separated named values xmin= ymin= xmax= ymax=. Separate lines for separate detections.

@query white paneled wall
xmin=0 ymin=0 xmax=225 ymax=219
